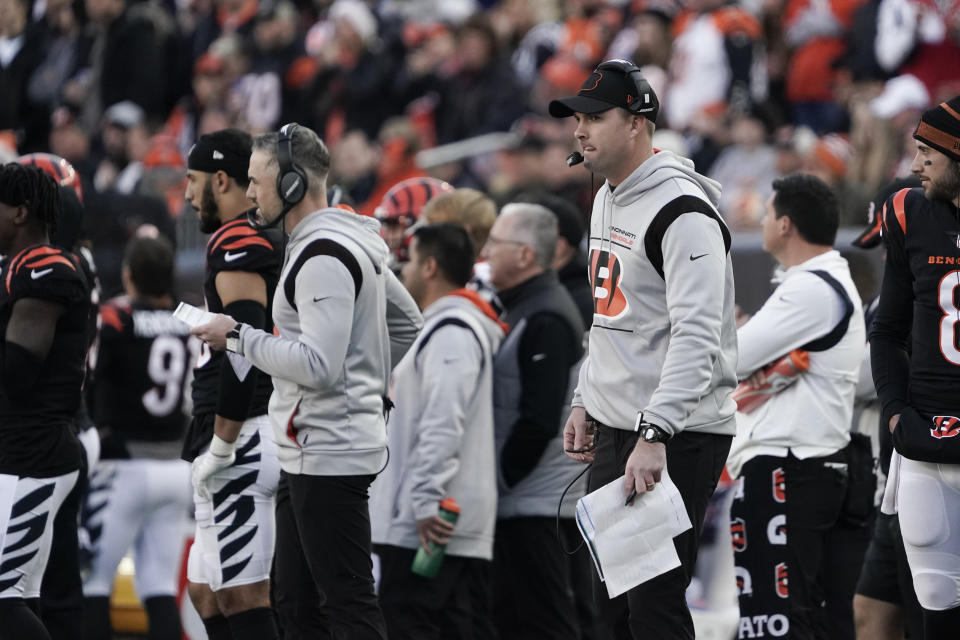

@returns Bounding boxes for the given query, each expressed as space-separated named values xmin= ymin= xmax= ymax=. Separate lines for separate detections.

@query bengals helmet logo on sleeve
xmin=730 ymin=517 xmax=747 ymax=552
xmin=589 ymin=249 xmax=628 ymax=318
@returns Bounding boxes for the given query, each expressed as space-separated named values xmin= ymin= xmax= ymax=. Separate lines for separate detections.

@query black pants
xmin=560 ymin=518 xmax=607 ymax=640
xmin=273 ymin=471 xmax=386 ymax=640
xmin=587 ymin=426 xmax=731 ymax=640
xmin=732 ymin=453 xmax=850 ymax=639
xmin=493 ymin=516 xmax=580 ymax=640
xmin=377 ymin=544 xmax=496 ymax=640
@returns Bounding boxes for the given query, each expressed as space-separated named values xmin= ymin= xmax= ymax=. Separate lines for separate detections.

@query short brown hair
xmin=421 ymin=188 xmax=497 ymax=256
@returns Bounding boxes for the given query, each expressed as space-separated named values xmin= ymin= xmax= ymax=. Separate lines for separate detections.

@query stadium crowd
xmin=2 ymin=0 xmax=960 ymax=639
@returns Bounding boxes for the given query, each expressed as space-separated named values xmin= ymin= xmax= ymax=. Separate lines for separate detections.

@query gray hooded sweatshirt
xmin=370 ymin=291 xmax=506 ymax=560
xmin=237 ymin=207 xmax=421 ymax=476
xmin=572 ymin=150 xmax=738 ymax=437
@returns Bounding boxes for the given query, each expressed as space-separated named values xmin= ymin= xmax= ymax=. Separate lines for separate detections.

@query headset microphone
xmin=566 ymin=151 xmax=584 ymax=167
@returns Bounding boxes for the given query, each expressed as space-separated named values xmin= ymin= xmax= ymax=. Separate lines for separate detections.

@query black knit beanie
xmin=913 ymin=96 xmax=960 ymax=162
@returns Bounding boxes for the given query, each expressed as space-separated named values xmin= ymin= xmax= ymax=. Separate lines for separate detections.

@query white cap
xmin=329 ymin=0 xmax=377 ymax=45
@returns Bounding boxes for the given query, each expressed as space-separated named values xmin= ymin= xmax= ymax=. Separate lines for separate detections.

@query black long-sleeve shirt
xmin=870 ymin=187 xmax=960 ymax=426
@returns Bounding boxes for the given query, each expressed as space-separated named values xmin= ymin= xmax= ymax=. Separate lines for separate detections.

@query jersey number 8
xmin=940 ymin=270 xmax=960 ymax=366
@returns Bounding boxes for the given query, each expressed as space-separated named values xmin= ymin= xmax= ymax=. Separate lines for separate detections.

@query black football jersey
xmin=0 ymin=244 xmax=90 ymax=475
xmin=184 ymin=214 xmax=281 ymax=458
xmin=91 ymin=297 xmax=193 ymax=457
xmin=874 ymin=187 xmax=960 ymax=416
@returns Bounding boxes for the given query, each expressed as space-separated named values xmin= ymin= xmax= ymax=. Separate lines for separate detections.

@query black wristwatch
xmin=635 ymin=414 xmax=670 ymax=444
xmin=225 ymin=323 xmax=242 ymax=354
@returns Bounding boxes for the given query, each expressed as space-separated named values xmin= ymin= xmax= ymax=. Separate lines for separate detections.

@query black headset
xmin=276 ymin=122 xmax=307 ymax=207
xmin=595 ymin=59 xmax=652 ymax=115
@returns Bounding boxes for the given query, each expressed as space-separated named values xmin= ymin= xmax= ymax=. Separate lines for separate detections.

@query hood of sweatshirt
xmin=425 ymin=288 xmax=508 ymax=345
xmin=289 ymin=206 xmax=389 ymax=268
xmin=609 ymin=149 xmax=722 ymax=209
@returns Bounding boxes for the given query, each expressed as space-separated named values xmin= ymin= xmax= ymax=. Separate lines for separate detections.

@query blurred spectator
xmin=0 ymin=0 xmax=46 ymax=151
xmin=529 ymin=53 xmax=590 ymax=116
xmin=491 ymin=126 xmax=550 ymax=197
xmin=802 ymin=132 xmax=872 ymax=224
xmin=26 ymin=0 xmax=81 ymax=145
xmin=329 ymin=129 xmax=378 ymax=206
xmin=397 ymin=14 xmax=528 ymax=144
xmin=708 ymin=112 xmax=779 ymax=228
xmin=92 ymin=101 xmax=148 ymax=194
xmin=296 ymin=0 xmax=393 ymax=142
xmin=251 ymin=2 xmax=302 ymax=117
xmin=66 ymin=0 xmax=169 ymax=131
xmin=138 ymin=134 xmax=187 ymax=218
xmin=783 ymin=0 xmax=866 ymax=132
xmin=873 ymin=0 xmax=960 ymax=109
xmin=185 ymin=0 xmax=260 ymax=64
xmin=360 ymin=117 xmax=430 ymax=215
xmin=665 ymin=0 xmax=766 ymax=131
xmin=164 ymin=52 xmax=231 ymax=158
xmin=49 ymin=107 xmax=93 ymax=175
xmin=379 ymin=0 xmax=477 ymax=24
xmin=608 ymin=0 xmax=676 ymax=72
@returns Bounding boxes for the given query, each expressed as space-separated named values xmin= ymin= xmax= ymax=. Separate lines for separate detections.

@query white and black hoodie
xmin=572 ymin=149 xmax=738 ymax=438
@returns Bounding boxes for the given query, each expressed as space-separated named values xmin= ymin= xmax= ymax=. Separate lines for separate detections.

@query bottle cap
xmin=788 ymin=349 xmax=810 ymax=371
xmin=439 ymin=497 xmax=460 ymax=514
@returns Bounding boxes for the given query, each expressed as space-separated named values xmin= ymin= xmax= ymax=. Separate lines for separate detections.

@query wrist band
xmin=209 ymin=434 xmax=237 ymax=458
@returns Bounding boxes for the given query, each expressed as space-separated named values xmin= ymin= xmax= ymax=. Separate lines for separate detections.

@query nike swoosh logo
xmin=31 ymin=268 xmax=53 ymax=280
xmin=532 ymin=353 xmax=546 ymax=362
xmin=224 ymin=251 xmax=247 ymax=262
xmin=689 ymin=253 xmax=708 ymax=261
xmin=443 ymin=357 xmax=457 ymax=364
xmin=312 ymin=296 xmax=330 ymax=302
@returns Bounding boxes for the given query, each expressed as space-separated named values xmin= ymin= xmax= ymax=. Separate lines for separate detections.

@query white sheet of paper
xmin=575 ymin=467 xmax=692 ymax=598
xmin=173 ymin=302 xmax=252 ymax=381
xmin=173 ymin=302 xmax=214 ymax=328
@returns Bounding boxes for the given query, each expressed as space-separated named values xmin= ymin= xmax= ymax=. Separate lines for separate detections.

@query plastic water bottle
xmin=732 ymin=349 xmax=810 ymax=413
xmin=411 ymin=497 xmax=460 ymax=578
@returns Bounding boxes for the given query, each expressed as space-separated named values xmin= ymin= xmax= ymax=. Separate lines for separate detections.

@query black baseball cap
xmin=549 ymin=59 xmax=659 ymax=121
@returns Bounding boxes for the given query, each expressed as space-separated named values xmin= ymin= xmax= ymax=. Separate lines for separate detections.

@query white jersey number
xmin=939 ymin=270 xmax=960 ymax=366
xmin=142 ymin=336 xmax=187 ymax=417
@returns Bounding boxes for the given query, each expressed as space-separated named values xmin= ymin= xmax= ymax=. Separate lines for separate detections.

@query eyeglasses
xmin=485 ymin=234 xmax=529 ymax=248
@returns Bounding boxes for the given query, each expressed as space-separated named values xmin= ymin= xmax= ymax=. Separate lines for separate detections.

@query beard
xmin=924 ymin=161 xmax=960 ymax=203
xmin=197 ymin=179 xmax=222 ymax=233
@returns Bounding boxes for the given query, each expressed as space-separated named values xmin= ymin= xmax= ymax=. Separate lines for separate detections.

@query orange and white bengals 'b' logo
xmin=931 ymin=416 xmax=960 ymax=439
xmin=730 ymin=517 xmax=747 ymax=552
xmin=772 ymin=467 xmax=786 ymax=503
xmin=775 ymin=563 xmax=789 ymax=598
xmin=590 ymin=249 xmax=628 ymax=318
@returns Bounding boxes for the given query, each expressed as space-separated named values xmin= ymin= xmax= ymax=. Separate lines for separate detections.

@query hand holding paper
xmin=576 ymin=467 xmax=691 ymax=598
xmin=175 ymin=302 xmax=252 ymax=381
